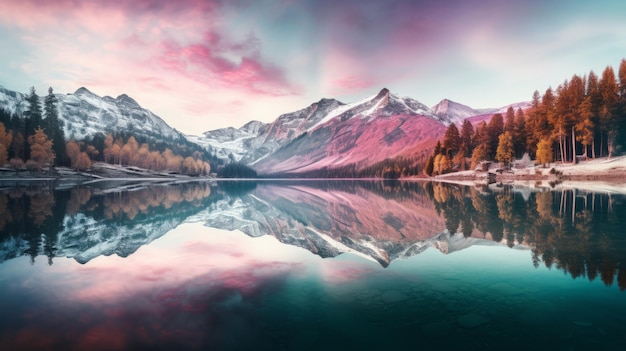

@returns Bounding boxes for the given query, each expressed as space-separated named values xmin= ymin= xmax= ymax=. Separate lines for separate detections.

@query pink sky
xmin=1 ymin=0 xmax=625 ymax=134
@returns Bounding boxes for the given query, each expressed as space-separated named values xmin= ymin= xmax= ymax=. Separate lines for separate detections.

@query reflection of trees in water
xmin=0 ymin=182 xmax=216 ymax=265
xmin=427 ymin=183 xmax=626 ymax=291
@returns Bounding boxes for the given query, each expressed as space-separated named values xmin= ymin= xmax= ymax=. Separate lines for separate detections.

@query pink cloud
xmin=158 ymin=33 xmax=301 ymax=97
xmin=332 ymin=75 xmax=377 ymax=91
xmin=0 ymin=0 xmax=301 ymax=133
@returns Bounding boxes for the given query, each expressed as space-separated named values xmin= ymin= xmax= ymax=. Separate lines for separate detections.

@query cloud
xmin=158 ymin=32 xmax=301 ymax=96
xmin=0 ymin=0 xmax=301 ymax=132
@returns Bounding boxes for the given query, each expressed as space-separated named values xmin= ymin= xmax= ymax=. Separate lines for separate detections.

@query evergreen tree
xmin=504 ymin=106 xmax=515 ymax=133
xmin=568 ymin=75 xmax=586 ymax=162
xmin=525 ymin=90 xmax=542 ymax=157
xmin=0 ymin=122 xmax=11 ymax=165
xmin=487 ymin=113 xmax=504 ymax=159
xmin=44 ymin=87 xmax=66 ymax=166
xmin=619 ymin=58 xmax=626 ymax=99
xmin=459 ymin=120 xmax=475 ymax=157
xmin=513 ymin=108 xmax=527 ymax=158
xmin=443 ymin=123 xmax=461 ymax=157
xmin=599 ymin=66 xmax=619 ymax=157
xmin=585 ymin=70 xmax=601 ymax=158
xmin=25 ymin=87 xmax=43 ymax=132
xmin=433 ymin=140 xmax=442 ymax=156
xmin=474 ymin=121 xmax=490 ymax=156
xmin=552 ymin=81 xmax=570 ymax=162
xmin=423 ymin=155 xmax=434 ymax=176
xmin=617 ymin=59 xmax=626 ymax=148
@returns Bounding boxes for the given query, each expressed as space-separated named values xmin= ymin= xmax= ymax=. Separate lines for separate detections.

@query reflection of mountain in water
xmin=0 ymin=181 xmax=217 ymax=264
xmin=1 ymin=180 xmax=626 ymax=291
xmin=195 ymin=181 xmax=507 ymax=267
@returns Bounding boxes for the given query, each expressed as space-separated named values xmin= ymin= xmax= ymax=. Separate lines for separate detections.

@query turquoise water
xmin=0 ymin=180 xmax=625 ymax=350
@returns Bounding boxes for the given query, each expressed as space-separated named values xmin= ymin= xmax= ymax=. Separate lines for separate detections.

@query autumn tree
xmin=121 ymin=136 xmax=139 ymax=165
xmin=496 ymin=131 xmax=515 ymax=168
xmin=470 ymin=143 xmax=489 ymax=169
xmin=577 ymin=94 xmax=595 ymax=159
xmin=0 ymin=122 xmax=12 ymax=165
xmin=150 ymin=150 xmax=166 ymax=170
xmin=11 ymin=131 xmax=26 ymax=162
xmin=66 ymin=140 xmax=91 ymax=171
xmin=137 ymin=143 xmax=151 ymax=169
xmin=28 ymin=127 xmax=55 ymax=171
xmin=536 ymin=138 xmax=553 ymax=167
xmin=163 ymin=148 xmax=182 ymax=172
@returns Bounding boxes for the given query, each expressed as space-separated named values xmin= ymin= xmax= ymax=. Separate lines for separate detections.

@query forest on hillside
xmin=425 ymin=59 xmax=626 ymax=176
xmin=0 ymin=87 xmax=217 ymax=176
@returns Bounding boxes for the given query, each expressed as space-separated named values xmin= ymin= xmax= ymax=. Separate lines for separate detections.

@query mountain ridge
xmin=0 ymin=84 xmax=529 ymax=176
xmin=192 ymin=88 xmax=530 ymax=175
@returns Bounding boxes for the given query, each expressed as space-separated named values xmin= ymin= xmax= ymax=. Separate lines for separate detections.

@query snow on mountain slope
xmin=192 ymin=87 xmax=531 ymax=175
xmin=431 ymin=99 xmax=483 ymax=125
xmin=251 ymin=89 xmax=445 ymax=174
xmin=0 ymin=85 xmax=185 ymax=142
xmin=189 ymin=98 xmax=345 ymax=163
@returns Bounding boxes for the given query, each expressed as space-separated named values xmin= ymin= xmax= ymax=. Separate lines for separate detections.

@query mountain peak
xmin=74 ymin=87 xmax=97 ymax=97
xmin=376 ymin=88 xmax=390 ymax=99
xmin=431 ymin=99 xmax=480 ymax=125
xmin=116 ymin=94 xmax=140 ymax=108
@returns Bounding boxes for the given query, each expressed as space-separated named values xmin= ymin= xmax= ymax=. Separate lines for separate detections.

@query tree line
xmin=425 ymin=59 xmax=626 ymax=175
xmin=0 ymin=87 xmax=212 ymax=175
xmin=426 ymin=182 xmax=626 ymax=291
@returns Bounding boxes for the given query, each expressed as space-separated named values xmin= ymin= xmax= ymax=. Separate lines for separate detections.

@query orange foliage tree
xmin=28 ymin=127 xmax=55 ymax=171
xmin=66 ymin=140 xmax=92 ymax=171
xmin=0 ymin=122 xmax=12 ymax=165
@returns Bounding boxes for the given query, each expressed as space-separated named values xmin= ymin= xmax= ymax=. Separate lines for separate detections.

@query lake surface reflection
xmin=1 ymin=179 xmax=625 ymax=350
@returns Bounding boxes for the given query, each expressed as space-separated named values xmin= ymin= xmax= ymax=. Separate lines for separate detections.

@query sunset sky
xmin=0 ymin=0 xmax=625 ymax=134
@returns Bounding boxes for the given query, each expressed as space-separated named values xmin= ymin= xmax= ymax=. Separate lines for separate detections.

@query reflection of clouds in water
xmin=62 ymin=223 xmax=309 ymax=302
xmin=0 ymin=223 xmax=310 ymax=350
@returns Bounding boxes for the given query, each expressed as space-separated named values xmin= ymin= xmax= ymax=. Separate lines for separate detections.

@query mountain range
xmin=0 ymin=85 xmax=188 ymax=146
xmin=0 ymin=84 xmax=530 ymax=175
xmin=190 ymin=88 xmax=530 ymax=175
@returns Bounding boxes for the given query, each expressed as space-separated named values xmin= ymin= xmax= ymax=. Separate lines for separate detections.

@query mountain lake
xmin=0 ymin=179 xmax=625 ymax=350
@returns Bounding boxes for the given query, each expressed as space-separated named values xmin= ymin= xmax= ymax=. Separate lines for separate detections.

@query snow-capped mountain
xmin=194 ymin=88 xmax=529 ymax=175
xmin=431 ymin=99 xmax=484 ymax=125
xmin=0 ymin=85 xmax=186 ymax=143
xmin=187 ymin=97 xmax=345 ymax=163
xmin=251 ymin=89 xmax=447 ymax=174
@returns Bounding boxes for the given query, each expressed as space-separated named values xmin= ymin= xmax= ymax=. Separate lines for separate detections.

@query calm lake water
xmin=1 ymin=179 xmax=625 ymax=350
